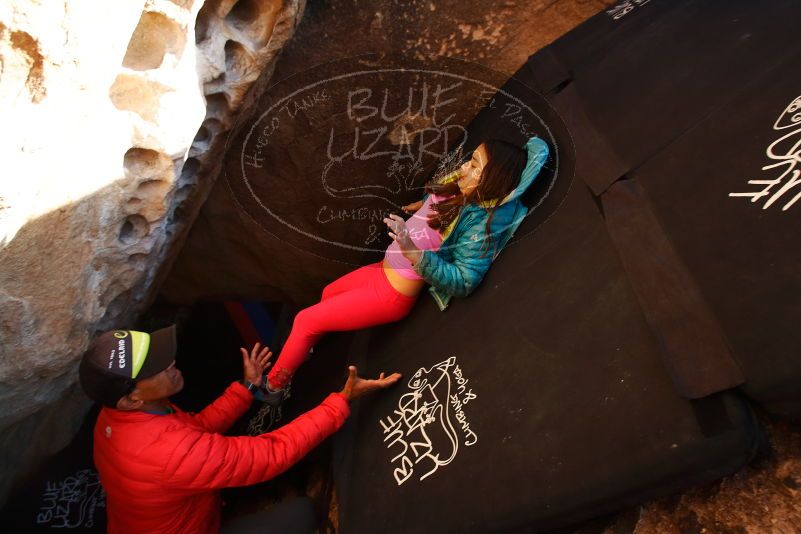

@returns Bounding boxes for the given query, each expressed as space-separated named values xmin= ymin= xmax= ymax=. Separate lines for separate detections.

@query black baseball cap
xmin=79 ymin=325 xmax=177 ymax=407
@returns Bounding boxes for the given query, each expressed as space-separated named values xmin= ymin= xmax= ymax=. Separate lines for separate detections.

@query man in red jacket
xmin=78 ymin=325 xmax=399 ymax=534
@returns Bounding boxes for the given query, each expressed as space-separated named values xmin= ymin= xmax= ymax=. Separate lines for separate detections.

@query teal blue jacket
xmin=413 ymin=136 xmax=549 ymax=311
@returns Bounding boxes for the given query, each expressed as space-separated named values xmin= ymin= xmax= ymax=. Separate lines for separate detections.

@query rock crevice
xmin=0 ymin=0 xmax=305 ymax=503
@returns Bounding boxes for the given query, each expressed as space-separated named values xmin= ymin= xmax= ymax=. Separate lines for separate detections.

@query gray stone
xmin=0 ymin=0 xmax=304 ymax=503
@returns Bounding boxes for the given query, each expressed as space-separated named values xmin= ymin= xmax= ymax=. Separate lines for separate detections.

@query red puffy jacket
xmin=93 ymin=382 xmax=350 ymax=534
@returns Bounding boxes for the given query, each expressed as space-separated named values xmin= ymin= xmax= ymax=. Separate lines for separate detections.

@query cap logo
xmin=113 ymin=331 xmax=128 ymax=339
xmin=117 ymin=337 xmax=127 ymax=370
xmin=129 ymin=331 xmax=151 ymax=379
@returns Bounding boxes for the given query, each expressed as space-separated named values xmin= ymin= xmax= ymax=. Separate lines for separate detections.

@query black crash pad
xmin=608 ymin=48 xmax=801 ymax=418
xmin=519 ymin=0 xmax=801 ymax=195
xmin=0 ymin=406 xmax=106 ymax=532
xmin=602 ymin=178 xmax=745 ymax=400
xmin=332 ymin=182 xmax=761 ymax=532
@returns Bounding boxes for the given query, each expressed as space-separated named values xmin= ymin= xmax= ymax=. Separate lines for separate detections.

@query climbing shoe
xmin=247 ymin=382 xmax=291 ymax=435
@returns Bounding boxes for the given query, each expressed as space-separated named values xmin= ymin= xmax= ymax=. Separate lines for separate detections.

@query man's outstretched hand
xmin=240 ymin=342 xmax=273 ymax=387
xmin=338 ymin=365 xmax=402 ymax=402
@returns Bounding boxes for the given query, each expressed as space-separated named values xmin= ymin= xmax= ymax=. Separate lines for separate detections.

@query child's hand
xmin=384 ymin=213 xmax=423 ymax=265
xmin=385 ymin=213 xmax=414 ymax=248
xmin=401 ymin=200 xmax=423 ymax=214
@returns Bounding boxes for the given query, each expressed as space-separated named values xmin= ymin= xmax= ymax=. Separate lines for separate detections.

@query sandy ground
xmin=597 ymin=411 xmax=801 ymax=534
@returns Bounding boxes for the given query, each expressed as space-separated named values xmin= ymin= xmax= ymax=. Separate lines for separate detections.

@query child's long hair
xmin=424 ymin=139 xmax=527 ymax=257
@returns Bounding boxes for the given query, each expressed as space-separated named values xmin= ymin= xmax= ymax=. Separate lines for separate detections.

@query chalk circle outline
xmin=226 ymin=55 xmax=575 ymax=260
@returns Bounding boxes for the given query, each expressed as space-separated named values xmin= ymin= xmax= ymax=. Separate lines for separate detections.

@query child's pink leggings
xmin=266 ymin=261 xmax=419 ymax=389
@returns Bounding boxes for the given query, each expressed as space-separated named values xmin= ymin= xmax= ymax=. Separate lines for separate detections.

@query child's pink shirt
xmin=384 ymin=194 xmax=452 ymax=280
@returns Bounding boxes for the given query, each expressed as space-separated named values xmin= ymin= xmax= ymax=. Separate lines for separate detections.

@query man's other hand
xmin=240 ymin=343 xmax=273 ymax=387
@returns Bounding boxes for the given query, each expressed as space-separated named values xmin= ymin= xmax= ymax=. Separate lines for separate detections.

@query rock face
xmin=0 ymin=0 xmax=304 ymax=502
xmin=162 ymin=0 xmax=613 ymax=306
